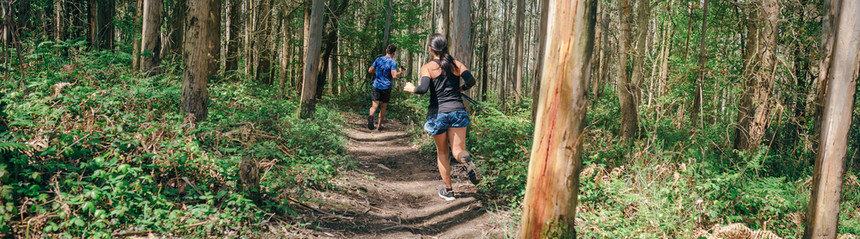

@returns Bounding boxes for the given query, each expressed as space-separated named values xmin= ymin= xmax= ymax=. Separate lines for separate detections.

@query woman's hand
xmin=403 ymin=82 xmax=416 ymax=93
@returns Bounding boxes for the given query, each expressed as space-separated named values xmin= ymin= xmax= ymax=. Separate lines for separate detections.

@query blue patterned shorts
xmin=424 ymin=110 xmax=471 ymax=135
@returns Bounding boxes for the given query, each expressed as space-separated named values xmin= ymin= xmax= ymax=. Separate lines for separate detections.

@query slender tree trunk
xmin=225 ymin=0 xmax=241 ymax=73
xmin=254 ymin=0 xmax=273 ymax=84
xmin=481 ymin=0 xmax=492 ymax=102
xmin=734 ymin=0 xmax=778 ymax=151
xmin=181 ymin=0 xmax=220 ymax=122
xmin=169 ymin=0 xmax=185 ymax=55
xmin=682 ymin=2 xmax=692 ymax=62
xmin=592 ymin=0 xmax=609 ymax=98
xmin=658 ymin=1 xmax=673 ymax=96
xmin=520 ymin=0 xmax=596 ymax=237
xmin=131 ymin=0 xmax=141 ymax=71
xmin=616 ymin=0 xmax=637 ymax=141
xmin=298 ymin=0 xmax=323 ymax=119
xmin=513 ymin=0 xmax=525 ymax=102
xmin=279 ymin=7 xmax=290 ymax=96
xmin=140 ymin=0 xmax=162 ymax=76
xmin=630 ymin=0 xmax=650 ymax=104
xmin=383 ymin=0 xmax=392 ymax=52
xmin=87 ymin=0 xmax=114 ymax=50
xmin=691 ymin=0 xmax=709 ymax=128
xmin=54 ymin=0 xmax=64 ymax=41
xmin=803 ymin=1 xmax=860 ymax=237
xmin=500 ymin=0 xmax=510 ymax=110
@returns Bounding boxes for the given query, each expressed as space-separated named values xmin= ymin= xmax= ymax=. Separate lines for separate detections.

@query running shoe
xmin=367 ymin=115 xmax=376 ymax=130
xmin=462 ymin=154 xmax=481 ymax=185
xmin=438 ymin=188 xmax=455 ymax=201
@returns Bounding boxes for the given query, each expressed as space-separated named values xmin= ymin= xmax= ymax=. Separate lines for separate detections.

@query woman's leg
xmin=433 ymin=132 xmax=453 ymax=189
xmin=449 ymin=127 xmax=480 ymax=184
xmin=448 ymin=127 xmax=468 ymax=162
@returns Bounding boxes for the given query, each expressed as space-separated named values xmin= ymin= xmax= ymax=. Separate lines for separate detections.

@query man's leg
xmin=368 ymin=101 xmax=379 ymax=129
xmin=377 ymin=103 xmax=388 ymax=129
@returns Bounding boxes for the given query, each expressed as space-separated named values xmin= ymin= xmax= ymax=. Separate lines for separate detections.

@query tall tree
xmin=168 ymin=0 xmax=186 ymax=55
xmin=810 ymin=0 xmax=839 ymax=156
xmin=140 ymin=0 xmax=162 ymax=76
xmin=54 ymin=0 xmax=64 ymax=41
xmin=616 ymin=0 xmax=637 ymax=141
xmin=131 ymin=0 xmax=142 ymax=71
xmin=480 ymin=0 xmax=492 ymax=101
xmin=298 ymin=0 xmax=324 ymax=119
xmin=181 ymin=0 xmax=220 ymax=122
xmin=254 ymin=0 xmax=273 ymax=84
xmin=630 ymin=0 xmax=651 ymax=104
xmin=316 ymin=0 xmax=348 ymax=98
xmin=691 ymin=0 xmax=709 ymax=127
xmin=450 ymin=0 xmax=470 ymax=111
xmin=531 ymin=0 xmax=548 ymax=121
xmin=734 ymin=0 xmax=778 ymax=151
xmin=87 ymin=0 xmax=114 ymax=49
xmin=520 ymin=0 xmax=596 ymax=237
xmin=512 ymin=0 xmax=525 ymax=102
xmin=225 ymin=0 xmax=242 ymax=72
xmin=803 ymin=0 xmax=860 ymax=237
xmin=382 ymin=0 xmax=392 ymax=51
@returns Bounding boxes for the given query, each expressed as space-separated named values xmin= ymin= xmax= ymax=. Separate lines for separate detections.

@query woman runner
xmin=403 ymin=33 xmax=480 ymax=201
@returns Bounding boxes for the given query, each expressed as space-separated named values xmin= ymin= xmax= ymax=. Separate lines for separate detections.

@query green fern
xmin=0 ymin=142 xmax=26 ymax=154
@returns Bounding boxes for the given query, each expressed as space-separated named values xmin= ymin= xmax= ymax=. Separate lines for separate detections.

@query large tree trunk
xmin=810 ymin=0 xmax=840 ymax=157
xmin=438 ymin=0 xmax=449 ymax=37
xmin=520 ymin=0 xmax=596 ymax=237
xmin=181 ymin=0 xmax=220 ymax=122
xmin=616 ymin=0 xmax=637 ymax=141
xmin=87 ymin=0 xmax=114 ymax=50
xmin=450 ymin=0 xmax=470 ymax=111
xmin=298 ymin=0 xmax=324 ymax=119
xmin=449 ymin=0 xmax=470 ymax=65
xmin=317 ymin=0 xmax=348 ymax=98
xmin=225 ymin=0 xmax=242 ymax=73
xmin=168 ymin=0 xmax=185 ymax=55
xmin=512 ymin=0 xmax=525 ymax=102
xmin=803 ymin=0 xmax=860 ymax=237
xmin=691 ymin=0 xmax=709 ymax=128
xmin=734 ymin=0 xmax=778 ymax=151
xmin=140 ymin=0 xmax=162 ymax=76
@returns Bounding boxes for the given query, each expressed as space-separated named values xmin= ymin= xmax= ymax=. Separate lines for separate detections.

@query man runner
xmin=367 ymin=44 xmax=402 ymax=130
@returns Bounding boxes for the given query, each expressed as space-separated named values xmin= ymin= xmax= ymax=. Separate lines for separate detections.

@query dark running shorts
xmin=372 ymin=87 xmax=391 ymax=103
xmin=424 ymin=110 xmax=471 ymax=135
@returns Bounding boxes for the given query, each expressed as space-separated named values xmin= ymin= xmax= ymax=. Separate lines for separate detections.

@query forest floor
xmin=286 ymin=114 xmax=511 ymax=238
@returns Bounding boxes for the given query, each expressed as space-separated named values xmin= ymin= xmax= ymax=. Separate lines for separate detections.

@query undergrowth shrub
xmin=0 ymin=43 xmax=347 ymax=237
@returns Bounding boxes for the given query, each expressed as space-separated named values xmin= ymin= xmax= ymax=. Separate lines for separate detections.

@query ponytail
xmin=428 ymin=33 xmax=460 ymax=77
xmin=438 ymin=52 xmax=459 ymax=77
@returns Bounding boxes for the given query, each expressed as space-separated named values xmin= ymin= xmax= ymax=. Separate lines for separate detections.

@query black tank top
xmin=427 ymin=59 xmax=465 ymax=115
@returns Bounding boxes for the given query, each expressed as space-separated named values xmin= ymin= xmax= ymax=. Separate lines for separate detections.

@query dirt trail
xmin=299 ymin=114 xmax=506 ymax=238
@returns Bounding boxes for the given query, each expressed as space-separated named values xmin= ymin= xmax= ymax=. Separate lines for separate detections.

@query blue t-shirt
xmin=372 ymin=56 xmax=397 ymax=89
